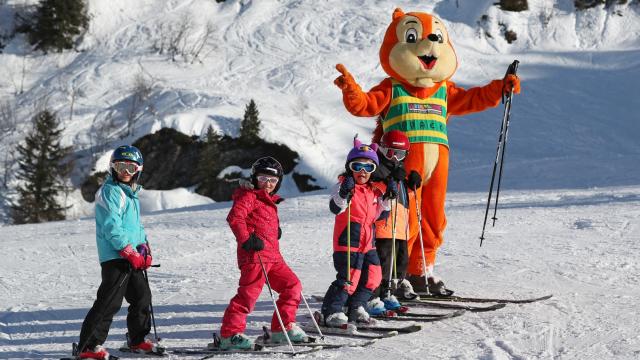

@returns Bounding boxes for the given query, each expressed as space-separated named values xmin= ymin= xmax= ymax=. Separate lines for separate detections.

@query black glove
xmin=390 ymin=165 xmax=406 ymax=182
xmin=407 ymin=170 xmax=422 ymax=190
xmin=383 ymin=179 xmax=398 ymax=200
xmin=278 ymin=227 xmax=282 ymax=239
xmin=339 ymin=176 xmax=355 ymax=199
xmin=242 ymin=233 xmax=265 ymax=252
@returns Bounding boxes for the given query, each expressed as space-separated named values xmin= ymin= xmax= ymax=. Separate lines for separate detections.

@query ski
xmin=375 ymin=309 xmax=466 ymax=322
xmin=300 ymin=322 xmax=399 ymax=339
xmin=403 ymin=299 xmax=507 ymax=312
xmin=257 ymin=337 xmax=378 ymax=349
xmin=415 ymin=293 xmax=553 ymax=304
xmin=117 ymin=347 xmax=168 ymax=357
xmin=171 ymin=346 xmax=322 ymax=357
xmin=257 ymin=326 xmax=378 ymax=349
xmin=356 ymin=322 xmax=422 ymax=333
xmin=399 ymin=309 xmax=466 ymax=318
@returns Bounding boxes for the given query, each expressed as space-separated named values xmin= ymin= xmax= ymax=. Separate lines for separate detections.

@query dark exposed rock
xmin=498 ymin=0 xmax=529 ymax=12
xmin=81 ymin=127 xmax=323 ymax=203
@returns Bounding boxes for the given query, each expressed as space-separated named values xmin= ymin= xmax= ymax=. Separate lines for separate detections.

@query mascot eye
xmin=435 ymin=29 xmax=444 ymax=44
xmin=405 ymin=28 xmax=418 ymax=43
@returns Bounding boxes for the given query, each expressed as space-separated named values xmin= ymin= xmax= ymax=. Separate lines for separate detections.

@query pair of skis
xmin=402 ymin=293 xmax=553 ymax=312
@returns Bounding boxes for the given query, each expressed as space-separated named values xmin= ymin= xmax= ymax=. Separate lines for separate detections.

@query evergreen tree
xmin=240 ymin=99 xmax=261 ymax=143
xmin=11 ymin=110 xmax=72 ymax=224
xmin=29 ymin=0 xmax=89 ymax=53
xmin=197 ymin=125 xmax=222 ymax=185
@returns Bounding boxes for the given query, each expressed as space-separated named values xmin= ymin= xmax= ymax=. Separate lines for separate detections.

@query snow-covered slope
xmin=1 ymin=0 xmax=639 ymax=219
xmin=1 ymin=186 xmax=640 ymax=359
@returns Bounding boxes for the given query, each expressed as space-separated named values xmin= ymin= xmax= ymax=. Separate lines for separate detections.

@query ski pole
xmin=257 ymin=253 xmax=295 ymax=354
xmin=413 ymin=186 xmax=431 ymax=295
xmin=142 ymin=269 xmax=160 ymax=343
xmin=491 ymin=60 xmax=519 ymax=227
xmin=76 ymin=268 xmax=132 ymax=356
xmin=387 ymin=191 xmax=399 ymax=299
xmin=480 ymin=60 xmax=519 ymax=246
xmin=300 ymin=290 xmax=324 ymax=341
xmin=346 ymin=200 xmax=352 ymax=285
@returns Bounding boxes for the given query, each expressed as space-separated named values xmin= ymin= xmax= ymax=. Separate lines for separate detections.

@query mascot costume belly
xmin=334 ymin=8 xmax=520 ymax=295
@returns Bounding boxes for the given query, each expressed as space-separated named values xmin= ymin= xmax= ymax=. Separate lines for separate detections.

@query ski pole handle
xmin=502 ymin=60 xmax=520 ymax=103
xmin=506 ymin=60 xmax=519 ymax=76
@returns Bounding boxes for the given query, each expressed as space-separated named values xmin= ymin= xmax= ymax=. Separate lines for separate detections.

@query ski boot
xmin=395 ymin=278 xmax=420 ymax=300
xmin=128 ymin=338 xmax=165 ymax=355
xmin=407 ymin=274 xmax=428 ymax=293
xmin=323 ymin=312 xmax=349 ymax=328
xmin=270 ymin=323 xmax=309 ymax=344
xmin=217 ymin=333 xmax=255 ymax=351
xmin=427 ymin=277 xmax=454 ymax=296
xmin=78 ymin=345 xmax=110 ymax=360
xmin=366 ymin=297 xmax=387 ymax=315
xmin=381 ymin=294 xmax=402 ymax=311
xmin=349 ymin=306 xmax=378 ymax=325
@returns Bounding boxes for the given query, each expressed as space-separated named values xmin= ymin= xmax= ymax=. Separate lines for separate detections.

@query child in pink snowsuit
xmin=220 ymin=157 xmax=306 ymax=349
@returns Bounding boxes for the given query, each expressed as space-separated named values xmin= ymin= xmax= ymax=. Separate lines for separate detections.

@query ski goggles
xmin=112 ymin=161 xmax=142 ymax=175
xmin=379 ymin=146 xmax=408 ymax=161
xmin=256 ymin=175 xmax=279 ymax=184
xmin=349 ymin=161 xmax=377 ymax=174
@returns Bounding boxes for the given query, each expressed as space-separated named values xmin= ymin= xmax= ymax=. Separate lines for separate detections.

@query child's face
xmin=350 ymin=158 xmax=375 ymax=185
xmin=112 ymin=160 xmax=139 ymax=183
xmin=256 ymin=173 xmax=279 ymax=193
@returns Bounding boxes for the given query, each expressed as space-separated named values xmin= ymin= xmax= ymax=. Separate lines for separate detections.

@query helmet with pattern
xmin=110 ymin=145 xmax=144 ymax=184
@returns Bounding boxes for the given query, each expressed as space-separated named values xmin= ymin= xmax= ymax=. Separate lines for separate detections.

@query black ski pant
xmin=374 ymin=238 xmax=408 ymax=299
xmin=78 ymin=259 xmax=151 ymax=351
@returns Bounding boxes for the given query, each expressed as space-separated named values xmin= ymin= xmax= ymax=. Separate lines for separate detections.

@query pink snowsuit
xmin=220 ymin=188 xmax=302 ymax=337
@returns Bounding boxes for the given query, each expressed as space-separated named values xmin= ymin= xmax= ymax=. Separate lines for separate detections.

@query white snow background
xmin=1 ymin=0 xmax=639 ymax=359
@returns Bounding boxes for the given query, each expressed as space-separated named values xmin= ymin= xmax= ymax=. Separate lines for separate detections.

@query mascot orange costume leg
xmin=334 ymin=8 xmax=520 ymax=294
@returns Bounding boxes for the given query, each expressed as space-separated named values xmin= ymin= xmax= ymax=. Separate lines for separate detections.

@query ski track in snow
xmin=1 ymin=188 xmax=640 ymax=359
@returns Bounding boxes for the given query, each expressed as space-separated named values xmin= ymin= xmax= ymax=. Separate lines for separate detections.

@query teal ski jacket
xmin=94 ymin=175 xmax=147 ymax=263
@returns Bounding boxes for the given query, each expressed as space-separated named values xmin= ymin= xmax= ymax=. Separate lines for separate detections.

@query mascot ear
xmin=392 ymin=8 xmax=405 ymax=20
xmin=353 ymin=138 xmax=362 ymax=148
xmin=370 ymin=143 xmax=379 ymax=152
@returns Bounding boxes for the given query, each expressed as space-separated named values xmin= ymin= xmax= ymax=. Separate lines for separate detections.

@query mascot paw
xmin=503 ymin=74 xmax=521 ymax=94
xmin=334 ymin=63 xmax=359 ymax=91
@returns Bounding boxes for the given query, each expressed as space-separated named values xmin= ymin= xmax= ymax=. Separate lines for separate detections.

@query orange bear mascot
xmin=334 ymin=8 xmax=520 ymax=295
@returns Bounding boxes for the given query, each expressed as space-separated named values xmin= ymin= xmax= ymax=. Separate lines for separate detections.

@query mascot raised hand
xmin=334 ymin=8 xmax=520 ymax=295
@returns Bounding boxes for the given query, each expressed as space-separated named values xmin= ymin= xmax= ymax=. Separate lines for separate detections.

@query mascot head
xmin=379 ymin=8 xmax=458 ymax=88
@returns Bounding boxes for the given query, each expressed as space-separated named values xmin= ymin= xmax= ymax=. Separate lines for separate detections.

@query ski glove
xmin=136 ymin=243 xmax=153 ymax=269
xmin=384 ymin=179 xmax=398 ymax=200
xmin=242 ymin=233 xmax=265 ymax=252
xmin=407 ymin=170 xmax=422 ymax=190
xmin=339 ymin=176 xmax=356 ymax=200
xmin=390 ymin=165 xmax=406 ymax=182
xmin=502 ymin=74 xmax=521 ymax=95
xmin=119 ymin=244 xmax=145 ymax=270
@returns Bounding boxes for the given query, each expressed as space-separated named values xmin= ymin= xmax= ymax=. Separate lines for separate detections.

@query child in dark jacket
xmin=320 ymin=138 xmax=393 ymax=327
xmin=370 ymin=130 xmax=422 ymax=312
xmin=220 ymin=157 xmax=307 ymax=350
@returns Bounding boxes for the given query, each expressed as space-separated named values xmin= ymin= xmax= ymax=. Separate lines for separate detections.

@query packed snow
xmin=1 ymin=0 xmax=640 ymax=359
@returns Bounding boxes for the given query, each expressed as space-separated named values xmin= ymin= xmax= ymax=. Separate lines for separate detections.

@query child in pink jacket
xmin=219 ymin=157 xmax=307 ymax=350
xmin=320 ymin=139 xmax=393 ymax=327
